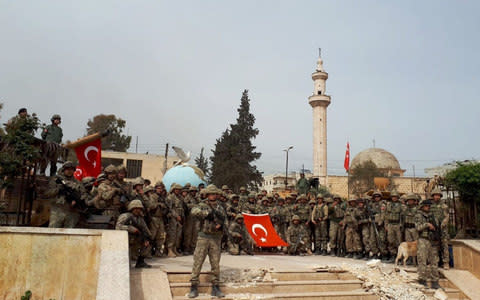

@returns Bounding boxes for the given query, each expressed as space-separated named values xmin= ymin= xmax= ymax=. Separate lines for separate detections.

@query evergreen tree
xmin=210 ymin=90 xmax=263 ymax=191
xmin=194 ymin=147 xmax=209 ymax=177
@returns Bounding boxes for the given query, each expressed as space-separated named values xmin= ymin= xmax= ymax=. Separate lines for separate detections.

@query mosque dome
xmin=351 ymin=148 xmax=404 ymax=176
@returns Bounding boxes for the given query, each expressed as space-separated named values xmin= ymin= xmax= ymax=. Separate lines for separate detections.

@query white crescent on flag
xmin=84 ymin=146 xmax=99 ymax=168
xmin=252 ymin=224 xmax=268 ymax=242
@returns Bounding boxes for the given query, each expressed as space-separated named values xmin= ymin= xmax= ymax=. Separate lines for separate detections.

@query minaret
xmin=308 ymin=51 xmax=331 ymax=186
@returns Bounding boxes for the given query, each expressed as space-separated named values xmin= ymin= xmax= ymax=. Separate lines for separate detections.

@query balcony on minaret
xmin=309 ymin=94 xmax=331 ymax=107
xmin=312 ymin=70 xmax=328 ymax=81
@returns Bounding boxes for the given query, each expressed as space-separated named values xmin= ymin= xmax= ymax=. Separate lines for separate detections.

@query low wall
xmin=0 ymin=227 xmax=130 ymax=300
xmin=451 ymin=239 xmax=480 ymax=279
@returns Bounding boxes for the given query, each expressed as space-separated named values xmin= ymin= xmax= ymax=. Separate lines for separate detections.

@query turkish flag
xmin=242 ymin=213 xmax=289 ymax=247
xmin=344 ymin=142 xmax=350 ymax=172
xmin=73 ymin=138 xmax=102 ymax=180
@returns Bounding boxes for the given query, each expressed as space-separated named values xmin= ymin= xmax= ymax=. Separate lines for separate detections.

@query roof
xmin=351 ymin=148 xmax=402 ymax=170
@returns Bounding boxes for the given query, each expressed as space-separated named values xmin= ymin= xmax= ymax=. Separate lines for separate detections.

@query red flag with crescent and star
xmin=73 ymin=138 xmax=102 ymax=180
xmin=242 ymin=213 xmax=289 ymax=247
xmin=344 ymin=142 xmax=350 ymax=172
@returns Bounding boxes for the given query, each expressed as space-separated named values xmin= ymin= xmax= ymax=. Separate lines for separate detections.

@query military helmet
xmin=62 ymin=161 xmax=75 ymax=170
xmin=372 ymin=190 xmax=382 ymax=197
xmin=144 ymin=186 xmax=154 ymax=193
xmin=239 ymin=186 xmax=247 ymax=191
xmin=290 ymin=192 xmax=298 ymax=196
xmin=104 ymin=164 xmax=117 ymax=174
xmin=51 ymin=114 xmax=61 ymax=121
xmin=96 ymin=173 xmax=106 ymax=182
xmin=419 ymin=199 xmax=433 ymax=207
xmin=230 ymin=194 xmax=239 ymax=200
xmin=117 ymin=165 xmax=127 ymax=173
xmin=357 ymin=198 xmax=365 ymax=203
xmin=390 ymin=191 xmax=400 ymax=198
xmin=234 ymin=214 xmax=244 ymax=221
xmin=325 ymin=197 xmax=333 ymax=203
xmin=248 ymin=192 xmax=256 ymax=198
xmin=291 ymin=215 xmax=300 ymax=221
xmin=309 ymin=199 xmax=316 ymax=205
xmin=127 ymin=199 xmax=144 ymax=211
xmin=261 ymin=197 xmax=269 ymax=203
xmin=171 ymin=183 xmax=183 ymax=190
xmin=277 ymin=197 xmax=285 ymax=203
xmin=405 ymin=193 xmax=417 ymax=201
xmin=132 ymin=177 xmax=145 ymax=187
xmin=298 ymin=194 xmax=307 ymax=200
xmin=347 ymin=197 xmax=357 ymax=203
xmin=316 ymin=194 xmax=324 ymax=199
xmin=222 ymin=185 xmax=229 ymax=190
xmin=203 ymin=185 xmax=219 ymax=195
xmin=333 ymin=195 xmax=341 ymax=201
xmin=154 ymin=181 xmax=164 ymax=188
xmin=431 ymin=188 xmax=442 ymax=196
xmin=81 ymin=176 xmax=95 ymax=185
xmin=189 ymin=186 xmax=198 ymax=192
xmin=184 ymin=183 xmax=191 ymax=188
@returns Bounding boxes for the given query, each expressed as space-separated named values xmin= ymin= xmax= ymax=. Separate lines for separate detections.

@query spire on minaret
xmin=316 ymin=48 xmax=325 ymax=72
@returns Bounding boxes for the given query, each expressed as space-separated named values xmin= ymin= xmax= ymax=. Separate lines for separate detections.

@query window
xmin=126 ymin=159 xmax=143 ymax=178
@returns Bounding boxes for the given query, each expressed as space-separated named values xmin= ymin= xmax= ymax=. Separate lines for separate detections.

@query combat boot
xmin=346 ymin=252 xmax=353 ymax=258
xmin=167 ymin=248 xmax=177 ymax=258
xmin=431 ymin=281 xmax=441 ymax=289
xmin=135 ymin=256 xmax=152 ymax=268
xmin=314 ymin=248 xmax=321 ymax=255
xmin=211 ymin=284 xmax=225 ymax=298
xmin=353 ymin=252 xmax=362 ymax=259
xmin=174 ymin=248 xmax=183 ymax=257
xmin=188 ymin=284 xmax=198 ymax=298
xmin=418 ymin=279 xmax=428 ymax=287
xmin=329 ymin=249 xmax=336 ymax=256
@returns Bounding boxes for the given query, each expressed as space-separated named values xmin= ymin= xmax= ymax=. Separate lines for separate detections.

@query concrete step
xmin=424 ymin=287 xmax=463 ymax=299
xmin=173 ymin=290 xmax=378 ymax=300
xmin=167 ymin=271 xmax=356 ymax=283
xmin=170 ymin=280 xmax=363 ymax=296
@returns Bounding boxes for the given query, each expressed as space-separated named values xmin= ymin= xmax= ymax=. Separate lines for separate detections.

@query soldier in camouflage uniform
xmin=227 ymin=214 xmax=252 ymax=255
xmin=415 ymin=199 xmax=441 ymax=289
xmin=147 ymin=182 xmax=168 ymax=257
xmin=188 ymin=185 xmax=226 ymax=298
xmin=430 ymin=188 xmax=450 ymax=269
xmin=286 ymin=215 xmax=310 ymax=255
xmin=327 ymin=196 xmax=344 ymax=256
xmin=293 ymin=194 xmax=313 ymax=255
xmin=356 ymin=198 xmax=372 ymax=258
xmin=45 ymin=161 xmax=87 ymax=228
xmin=241 ymin=193 xmax=257 ymax=214
xmin=385 ymin=191 xmax=404 ymax=262
xmin=116 ymin=199 xmax=153 ymax=268
xmin=94 ymin=165 xmax=125 ymax=224
xmin=343 ymin=198 xmax=362 ymax=258
xmin=114 ymin=165 xmax=133 ymax=207
xmin=166 ymin=184 xmax=185 ymax=257
xmin=182 ymin=186 xmax=199 ymax=255
xmin=81 ymin=176 xmax=96 ymax=207
xmin=238 ymin=187 xmax=248 ymax=207
xmin=271 ymin=197 xmax=289 ymax=247
xmin=370 ymin=191 xmax=387 ymax=259
xmin=403 ymin=193 xmax=418 ymax=242
xmin=257 ymin=197 xmax=271 ymax=214
xmin=311 ymin=194 xmax=329 ymax=255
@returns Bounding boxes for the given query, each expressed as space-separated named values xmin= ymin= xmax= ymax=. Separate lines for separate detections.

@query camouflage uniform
xmin=343 ymin=199 xmax=362 ymax=255
xmin=241 ymin=194 xmax=257 ymax=214
xmin=183 ymin=187 xmax=199 ymax=254
xmin=328 ymin=197 xmax=345 ymax=255
xmin=45 ymin=162 xmax=87 ymax=228
xmin=286 ymin=215 xmax=309 ymax=255
xmin=271 ymin=199 xmax=289 ymax=243
xmin=311 ymin=196 xmax=329 ymax=254
xmin=415 ymin=200 xmax=440 ymax=287
xmin=293 ymin=195 xmax=312 ymax=253
xmin=94 ymin=165 xmax=124 ymax=223
xmin=148 ymin=188 xmax=168 ymax=256
xmin=356 ymin=199 xmax=372 ymax=255
xmin=403 ymin=193 xmax=419 ymax=242
xmin=430 ymin=188 xmax=450 ymax=267
xmin=256 ymin=198 xmax=271 ymax=214
xmin=227 ymin=214 xmax=251 ymax=255
xmin=385 ymin=193 xmax=404 ymax=257
xmin=116 ymin=200 xmax=152 ymax=267
xmin=189 ymin=186 xmax=226 ymax=297
xmin=370 ymin=192 xmax=387 ymax=256
xmin=166 ymin=184 xmax=185 ymax=256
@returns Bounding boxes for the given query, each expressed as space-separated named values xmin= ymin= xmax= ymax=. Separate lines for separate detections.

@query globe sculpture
xmin=162 ymin=164 xmax=207 ymax=192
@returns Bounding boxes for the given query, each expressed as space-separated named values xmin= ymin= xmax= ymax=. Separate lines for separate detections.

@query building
xmin=101 ymin=151 xmax=178 ymax=184
xmin=262 ymin=171 xmax=314 ymax=193
xmin=351 ymin=147 xmax=406 ymax=177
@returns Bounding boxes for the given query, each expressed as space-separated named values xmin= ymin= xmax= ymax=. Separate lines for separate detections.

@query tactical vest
xmin=416 ymin=211 xmax=430 ymax=239
xmin=295 ymin=205 xmax=310 ymax=222
xmin=331 ymin=205 xmax=345 ymax=222
xmin=404 ymin=206 xmax=417 ymax=227
xmin=430 ymin=202 xmax=445 ymax=221
xmin=344 ymin=207 xmax=357 ymax=224
xmin=386 ymin=202 xmax=402 ymax=223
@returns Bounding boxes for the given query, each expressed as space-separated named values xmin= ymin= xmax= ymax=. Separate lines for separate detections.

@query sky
xmin=1 ymin=0 xmax=479 ymax=177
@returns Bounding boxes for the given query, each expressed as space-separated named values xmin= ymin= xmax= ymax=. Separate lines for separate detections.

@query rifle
xmin=365 ymin=201 xmax=381 ymax=252
xmin=292 ymin=231 xmax=304 ymax=254
xmin=56 ymin=178 xmax=87 ymax=211
xmin=429 ymin=215 xmax=442 ymax=242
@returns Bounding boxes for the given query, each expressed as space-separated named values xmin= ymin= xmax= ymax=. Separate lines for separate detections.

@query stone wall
xmin=326 ymin=175 xmax=429 ymax=199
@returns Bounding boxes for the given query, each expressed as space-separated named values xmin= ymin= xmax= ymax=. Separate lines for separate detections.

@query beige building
xmin=101 ymin=151 xmax=178 ymax=184
xmin=262 ymin=172 xmax=314 ymax=193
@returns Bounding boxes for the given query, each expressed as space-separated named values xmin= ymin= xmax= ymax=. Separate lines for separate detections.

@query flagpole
xmin=347 ymin=170 xmax=350 ymax=200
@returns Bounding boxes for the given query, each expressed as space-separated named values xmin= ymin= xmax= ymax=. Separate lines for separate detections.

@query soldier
xmin=183 ymin=186 xmax=200 ymax=255
xmin=257 ymin=197 xmax=271 ymax=214
xmin=327 ymin=196 xmax=344 ymax=256
xmin=271 ymin=197 xmax=289 ymax=250
xmin=114 ymin=165 xmax=133 ymax=206
xmin=371 ymin=191 xmax=387 ymax=259
xmin=241 ymin=193 xmax=257 ymax=214
xmin=147 ymin=182 xmax=168 ymax=257
xmin=116 ymin=200 xmax=153 ymax=268
xmin=296 ymin=173 xmax=310 ymax=195
xmin=385 ymin=191 xmax=404 ymax=262
xmin=131 ymin=177 xmax=147 ymax=205
xmin=430 ymin=188 xmax=450 ymax=269
xmin=343 ymin=198 xmax=362 ymax=259
xmin=238 ymin=186 xmax=248 ymax=207
xmin=226 ymin=194 xmax=241 ymax=221
xmin=166 ymin=184 xmax=185 ymax=257
xmin=40 ymin=114 xmax=63 ymax=176
xmin=227 ymin=214 xmax=252 ymax=255
xmin=403 ymin=193 xmax=418 ymax=242
xmin=293 ymin=194 xmax=313 ymax=255
xmin=286 ymin=215 xmax=310 ymax=255
xmin=311 ymin=194 xmax=329 ymax=255
xmin=45 ymin=161 xmax=87 ymax=228
xmin=93 ymin=165 xmax=125 ymax=225
xmin=415 ymin=199 xmax=441 ymax=289
xmin=81 ymin=176 xmax=96 ymax=207
xmin=356 ymin=198 xmax=372 ymax=259
xmin=188 ymin=185 xmax=226 ymax=298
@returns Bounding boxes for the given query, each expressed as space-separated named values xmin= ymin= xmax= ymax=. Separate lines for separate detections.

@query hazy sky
xmin=1 ymin=1 xmax=479 ymax=176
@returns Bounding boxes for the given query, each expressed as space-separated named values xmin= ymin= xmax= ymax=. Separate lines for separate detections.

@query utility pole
xmin=135 ymin=136 xmax=138 ymax=153
xmin=284 ymin=146 xmax=293 ymax=190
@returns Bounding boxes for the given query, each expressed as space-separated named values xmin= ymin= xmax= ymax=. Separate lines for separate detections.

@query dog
xmin=395 ymin=240 xmax=418 ymax=267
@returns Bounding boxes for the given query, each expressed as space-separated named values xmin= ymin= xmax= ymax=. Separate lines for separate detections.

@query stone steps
xmin=172 ymin=290 xmax=378 ymax=300
xmin=170 ymin=280 xmax=364 ymax=296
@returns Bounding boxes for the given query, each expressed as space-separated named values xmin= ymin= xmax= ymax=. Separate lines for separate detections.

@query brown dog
xmin=395 ymin=240 xmax=418 ymax=266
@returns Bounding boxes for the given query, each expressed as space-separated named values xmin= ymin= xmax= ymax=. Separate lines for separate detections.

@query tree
xmin=0 ymin=103 xmax=4 ymax=136
xmin=194 ymin=147 xmax=209 ymax=177
xmin=86 ymin=114 xmax=131 ymax=151
xmin=445 ymin=161 xmax=480 ymax=236
xmin=210 ymin=90 xmax=263 ymax=191
xmin=349 ymin=160 xmax=392 ymax=196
